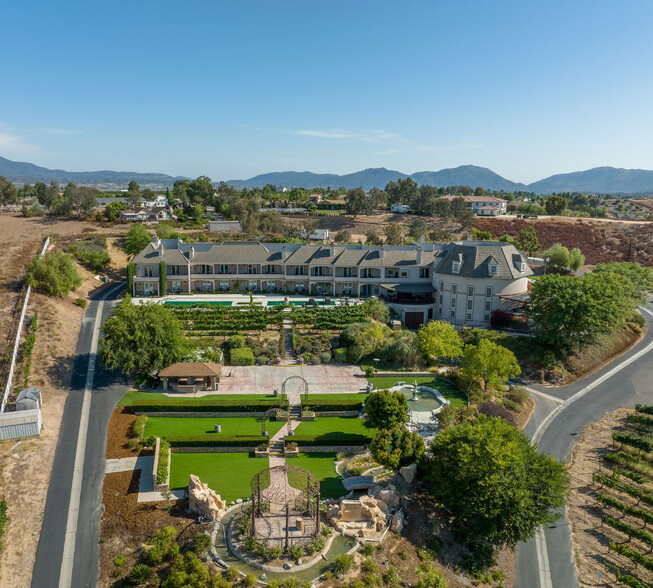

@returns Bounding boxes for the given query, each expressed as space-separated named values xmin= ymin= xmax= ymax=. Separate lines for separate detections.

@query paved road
xmin=32 ymin=282 xmax=126 ymax=588
xmin=515 ymin=302 xmax=653 ymax=588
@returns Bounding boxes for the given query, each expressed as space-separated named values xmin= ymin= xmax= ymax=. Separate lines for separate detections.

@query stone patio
xmin=169 ymin=365 xmax=367 ymax=397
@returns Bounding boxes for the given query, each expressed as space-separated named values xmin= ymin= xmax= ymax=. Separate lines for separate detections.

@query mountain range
xmin=2 ymin=155 xmax=653 ymax=194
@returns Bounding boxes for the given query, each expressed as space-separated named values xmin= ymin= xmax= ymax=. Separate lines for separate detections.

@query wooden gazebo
xmin=159 ymin=362 xmax=222 ymax=393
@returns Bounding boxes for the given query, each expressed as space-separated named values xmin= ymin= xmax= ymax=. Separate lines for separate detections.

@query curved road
xmin=32 ymin=282 xmax=126 ymax=588
xmin=516 ymin=300 xmax=653 ymax=588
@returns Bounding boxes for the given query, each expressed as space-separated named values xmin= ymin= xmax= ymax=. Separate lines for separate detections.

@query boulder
xmin=390 ymin=511 xmax=404 ymax=534
xmin=400 ymin=463 xmax=417 ymax=484
xmin=188 ymin=474 xmax=227 ymax=521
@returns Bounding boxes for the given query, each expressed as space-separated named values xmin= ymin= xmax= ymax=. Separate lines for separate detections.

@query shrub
xmin=365 ymin=390 xmax=409 ymax=429
xmin=320 ymin=351 xmax=332 ymax=363
xmin=320 ymin=524 xmax=332 ymax=537
xmin=224 ymin=566 xmax=240 ymax=581
xmin=383 ymin=566 xmax=399 ymax=586
xmin=478 ymin=401 xmax=517 ymax=427
xmin=506 ymin=386 xmax=529 ymax=406
xmin=156 ymin=439 xmax=170 ymax=484
xmin=307 ymin=534 xmax=326 ymax=554
xmin=226 ymin=334 xmax=246 ymax=349
xmin=73 ymin=249 xmax=111 ymax=272
xmin=502 ymin=398 xmax=519 ymax=412
xmin=436 ymin=406 xmax=458 ymax=430
xmin=230 ymin=347 xmax=255 ymax=366
xmin=370 ymin=427 xmax=425 ymax=469
xmin=244 ymin=574 xmax=257 ymax=587
xmin=25 ymin=251 xmax=82 ymax=297
xmin=333 ymin=553 xmax=355 ymax=574
xmin=128 ymin=564 xmax=154 ymax=585
xmin=346 ymin=345 xmax=364 ymax=364
xmin=310 ymin=355 xmax=322 ymax=365
xmin=268 ymin=545 xmax=284 ymax=559
xmin=73 ymin=298 xmax=87 ymax=308
xmin=131 ymin=414 xmax=148 ymax=439
xmin=361 ymin=558 xmax=379 ymax=573
xmin=191 ymin=533 xmax=211 ymax=555
xmin=113 ymin=554 xmax=125 ymax=567
xmin=360 ymin=542 xmax=375 ymax=556
xmin=364 ymin=365 xmax=376 ymax=378
xmin=289 ymin=544 xmax=304 ymax=560
xmin=334 ymin=348 xmax=348 ymax=363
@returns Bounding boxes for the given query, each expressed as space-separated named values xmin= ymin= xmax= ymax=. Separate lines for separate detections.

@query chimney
xmin=189 ymin=247 xmax=195 ymax=260
xmin=329 ymin=242 xmax=335 ymax=257
xmin=281 ymin=246 xmax=287 ymax=260
xmin=420 ymin=235 xmax=425 ymax=243
xmin=416 ymin=245 xmax=422 ymax=265
xmin=379 ymin=245 xmax=384 ymax=259
xmin=155 ymin=236 xmax=161 ymax=248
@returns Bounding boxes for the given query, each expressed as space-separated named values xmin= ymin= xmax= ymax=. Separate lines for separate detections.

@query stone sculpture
xmin=188 ymin=474 xmax=227 ymax=521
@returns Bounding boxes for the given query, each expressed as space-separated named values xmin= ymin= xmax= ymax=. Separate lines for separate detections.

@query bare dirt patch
xmin=106 ymin=407 xmax=146 ymax=459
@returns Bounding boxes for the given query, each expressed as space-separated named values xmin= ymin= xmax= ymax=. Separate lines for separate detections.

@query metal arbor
xmin=281 ymin=375 xmax=309 ymax=402
xmin=249 ymin=465 xmax=320 ymax=550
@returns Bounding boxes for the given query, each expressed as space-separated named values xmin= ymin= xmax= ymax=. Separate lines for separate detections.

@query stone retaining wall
xmin=298 ymin=445 xmax=367 ymax=453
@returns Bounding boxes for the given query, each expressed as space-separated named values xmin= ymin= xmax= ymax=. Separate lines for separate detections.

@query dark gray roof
xmin=434 ymin=241 xmax=533 ymax=280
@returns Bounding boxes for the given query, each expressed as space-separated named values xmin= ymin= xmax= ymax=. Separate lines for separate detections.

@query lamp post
xmin=544 ymin=256 xmax=550 ymax=275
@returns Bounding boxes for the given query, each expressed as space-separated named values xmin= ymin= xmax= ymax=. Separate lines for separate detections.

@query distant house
xmin=440 ymin=195 xmax=507 ymax=216
xmin=119 ymin=206 xmax=172 ymax=221
xmin=96 ymin=196 xmax=128 ymax=208
xmin=16 ymin=387 xmax=42 ymax=411
xmin=308 ymin=194 xmax=323 ymax=205
xmin=298 ymin=228 xmax=329 ymax=240
xmin=207 ymin=219 xmax=242 ymax=233
xmin=142 ymin=195 xmax=168 ymax=208
xmin=391 ymin=204 xmax=411 ymax=213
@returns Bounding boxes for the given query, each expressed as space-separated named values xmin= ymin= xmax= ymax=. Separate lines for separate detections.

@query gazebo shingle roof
xmin=158 ymin=362 xmax=222 ymax=378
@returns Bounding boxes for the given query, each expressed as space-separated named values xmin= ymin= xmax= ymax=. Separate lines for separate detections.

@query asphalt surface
xmin=32 ymin=283 xmax=126 ymax=588
xmin=515 ymin=301 xmax=653 ymax=588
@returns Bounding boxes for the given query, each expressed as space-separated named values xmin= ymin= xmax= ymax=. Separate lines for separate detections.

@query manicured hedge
xmin=156 ymin=439 xmax=170 ymax=485
xmin=301 ymin=396 xmax=368 ymax=412
xmin=166 ymin=435 xmax=268 ymax=447
xmin=230 ymin=347 xmax=255 ymax=366
xmin=292 ymin=432 xmax=373 ymax=446
xmin=131 ymin=398 xmax=289 ymax=413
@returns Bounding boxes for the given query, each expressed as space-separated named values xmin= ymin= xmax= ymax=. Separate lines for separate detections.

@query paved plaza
xmin=216 ymin=365 xmax=367 ymax=397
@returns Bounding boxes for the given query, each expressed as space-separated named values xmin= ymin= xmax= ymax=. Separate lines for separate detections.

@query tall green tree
xmin=345 ymin=187 xmax=373 ymax=215
xmin=408 ymin=218 xmax=429 ymax=240
xmin=416 ymin=320 xmax=463 ymax=362
xmin=100 ymin=297 xmax=192 ymax=378
xmin=516 ymin=226 xmax=540 ymax=256
xmin=544 ymin=243 xmax=570 ymax=269
xmin=385 ymin=178 xmax=419 ymax=206
xmin=383 ymin=222 xmax=404 ymax=245
xmin=461 ymin=339 xmax=520 ymax=394
xmin=25 ymin=251 xmax=82 ymax=297
xmin=365 ymin=390 xmax=409 ymax=429
xmin=568 ymin=247 xmax=585 ymax=272
xmin=0 ymin=176 xmax=18 ymax=205
xmin=125 ymin=223 xmax=152 ymax=255
xmin=421 ymin=415 xmax=568 ymax=549
xmin=370 ymin=427 xmax=425 ymax=469
xmin=545 ymin=194 xmax=567 ymax=215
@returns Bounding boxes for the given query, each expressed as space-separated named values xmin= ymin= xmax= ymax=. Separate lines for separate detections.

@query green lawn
xmin=144 ymin=416 xmax=285 ymax=438
xmin=291 ymin=453 xmax=346 ymax=499
xmin=116 ymin=391 xmax=278 ymax=407
xmin=294 ymin=416 xmax=375 ymax=439
xmin=367 ymin=375 xmax=467 ymax=409
xmin=169 ymin=453 xmax=267 ymax=501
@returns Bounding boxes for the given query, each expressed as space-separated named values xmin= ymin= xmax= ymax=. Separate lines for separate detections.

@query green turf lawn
xmin=294 ymin=416 xmax=375 ymax=439
xmin=366 ymin=375 xmax=467 ymax=408
xmin=116 ymin=391 xmax=278 ymax=407
xmin=169 ymin=453 xmax=268 ymax=501
xmin=292 ymin=453 xmax=346 ymax=499
xmin=144 ymin=416 xmax=285 ymax=438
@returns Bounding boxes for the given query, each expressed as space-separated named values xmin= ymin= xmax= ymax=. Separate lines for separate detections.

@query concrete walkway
xmin=104 ymin=456 xmax=185 ymax=503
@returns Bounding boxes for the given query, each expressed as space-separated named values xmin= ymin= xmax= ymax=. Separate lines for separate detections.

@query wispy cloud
xmin=292 ymin=128 xmax=404 ymax=143
xmin=0 ymin=131 xmax=48 ymax=158
xmin=33 ymin=127 xmax=84 ymax=135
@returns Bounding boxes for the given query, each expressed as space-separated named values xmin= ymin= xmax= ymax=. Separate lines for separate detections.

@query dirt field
xmin=568 ymin=409 xmax=653 ymax=587
xmin=0 ymin=213 xmax=129 ymax=587
xmin=475 ymin=216 xmax=653 ymax=266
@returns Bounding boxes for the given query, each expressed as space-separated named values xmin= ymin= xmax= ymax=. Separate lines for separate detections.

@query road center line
xmin=58 ymin=285 xmax=120 ymax=588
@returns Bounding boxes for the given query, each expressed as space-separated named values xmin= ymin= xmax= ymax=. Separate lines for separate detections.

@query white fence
xmin=1 ymin=237 xmax=50 ymax=413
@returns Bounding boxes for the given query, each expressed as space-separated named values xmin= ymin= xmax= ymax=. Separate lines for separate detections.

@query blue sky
xmin=2 ymin=0 xmax=653 ymax=183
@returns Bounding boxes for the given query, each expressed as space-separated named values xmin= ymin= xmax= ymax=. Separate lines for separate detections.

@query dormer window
xmin=520 ymin=262 xmax=526 ymax=272
xmin=489 ymin=264 xmax=498 ymax=275
xmin=452 ymin=261 xmax=461 ymax=273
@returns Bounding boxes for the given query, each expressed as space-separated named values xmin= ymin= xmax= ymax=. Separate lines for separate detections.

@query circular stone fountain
xmin=387 ymin=380 xmax=450 ymax=440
